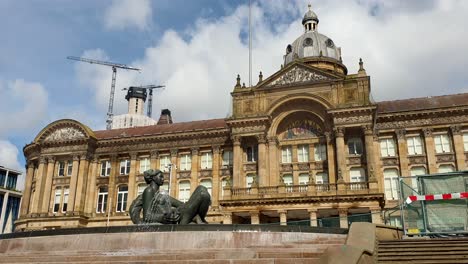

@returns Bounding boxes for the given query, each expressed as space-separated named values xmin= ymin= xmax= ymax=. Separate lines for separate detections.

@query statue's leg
xmin=179 ymin=185 xmax=211 ymax=224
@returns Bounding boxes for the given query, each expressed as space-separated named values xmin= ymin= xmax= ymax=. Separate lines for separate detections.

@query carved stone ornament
xmin=423 ymin=128 xmax=433 ymax=137
xmin=450 ymin=125 xmax=462 ymax=135
xmin=44 ymin=127 xmax=86 ymax=142
xmin=376 ymin=114 xmax=468 ymax=130
xmin=178 ymin=171 xmax=191 ymax=179
xmin=200 ymin=170 xmax=212 ymax=178
xmin=313 ymin=161 xmax=324 ymax=170
xmin=244 ymin=164 xmax=257 ymax=172
xmin=212 ymin=146 xmax=221 ymax=154
xmin=408 ymin=156 xmax=426 ymax=164
xmin=297 ymin=163 xmax=310 ymax=171
xmin=436 ymin=154 xmax=455 ymax=163
xmin=396 ymin=129 xmax=406 ymax=140
xmin=267 ymin=66 xmax=331 ymax=87
xmin=334 ymin=115 xmax=372 ymax=125
xmin=348 ymin=156 xmax=362 ymax=165
xmin=334 ymin=127 xmax=345 ymax=137
xmin=280 ymin=164 xmax=293 ymax=172
xmin=382 ymin=157 xmax=399 ymax=166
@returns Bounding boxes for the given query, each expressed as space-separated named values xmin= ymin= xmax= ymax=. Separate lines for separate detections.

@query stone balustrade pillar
xmin=338 ymin=208 xmax=348 ymax=229
xmin=250 ymin=211 xmax=260 ymax=225
xmin=278 ymin=210 xmax=287 ymax=226
xmin=308 ymin=209 xmax=318 ymax=227
xmin=223 ymin=212 xmax=232 ymax=224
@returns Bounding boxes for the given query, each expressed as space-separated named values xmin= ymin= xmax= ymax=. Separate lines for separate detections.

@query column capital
xmin=27 ymin=160 xmax=36 ymax=169
xmin=307 ymin=208 xmax=318 ymax=213
xmin=47 ymin=156 xmax=56 ymax=163
xmin=277 ymin=209 xmax=287 ymax=214
xmin=150 ymin=150 xmax=159 ymax=159
xmin=450 ymin=125 xmax=462 ymax=135
xmin=170 ymin=148 xmax=178 ymax=157
xmin=338 ymin=208 xmax=348 ymax=215
xmin=212 ymin=145 xmax=221 ymax=154
xmin=423 ymin=128 xmax=433 ymax=137
xmin=324 ymin=131 xmax=333 ymax=142
xmin=231 ymin=135 xmax=241 ymax=146
xmin=334 ymin=127 xmax=345 ymax=137
xmin=39 ymin=156 xmax=48 ymax=164
xmin=267 ymin=136 xmax=278 ymax=145
xmin=92 ymin=155 xmax=99 ymax=163
xmin=396 ymin=129 xmax=406 ymax=140
xmin=80 ymin=153 xmax=92 ymax=161
xmin=256 ymin=134 xmax=266 ymax=144
xmin=191 ymin=147 xmax=199 ymax=155
xmin=109 ymin=154 xmax=118 ymax=162
xmin=130 ymin=152 xmax=138 ymax=160
xmin=361 ymin=124 xmax=373 ymax=136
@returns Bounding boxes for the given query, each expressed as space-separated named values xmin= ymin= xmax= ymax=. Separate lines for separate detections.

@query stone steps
xmin=378 ymin=238 xmax=468 ymax=264
xmin=0 ymin=259 xmax=321 ymax=264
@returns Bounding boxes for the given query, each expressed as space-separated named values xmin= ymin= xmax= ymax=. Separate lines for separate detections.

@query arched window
xmin=96 ymin=186 xmax=108 ymax=213
xmin=438 ymin=164 xmax=455 ymax=173
xmin=116 ymin=185 xmax=128 ymax=212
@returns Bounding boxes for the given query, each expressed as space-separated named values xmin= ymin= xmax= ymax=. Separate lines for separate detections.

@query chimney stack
xmin=157 ymin=109 xmax=173 ymax=125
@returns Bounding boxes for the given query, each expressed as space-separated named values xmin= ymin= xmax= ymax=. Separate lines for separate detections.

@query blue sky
xmin=1 ymin=0 xmax=468 ymax=175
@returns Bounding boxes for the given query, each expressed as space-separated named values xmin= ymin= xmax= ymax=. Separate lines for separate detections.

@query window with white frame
xmin=178 ymin=181 xmax=191 ymax=202
xmin=463 ymin=133 xmax=468 ymax=151
xmin=62 ymin=188 xmax=69 ymax=212
xmin=246 ymin=146 xmax=258 ymax=162
xmin=200 ymin=152 xmax=213 ymax=169
xmin=67 ymin=161 xmax=73 ymax=176
xmin=299 ymin=173 xmax=310 ymax=185
xmin=383 ymin=169 xmax=399 ymax=200
xmin=281 ymin=146 xmax=292 ymax=163
xmin=53 ymin=189 xmax=61 ymax=213
xmin=57 ymin=161 xmax=65 ymax=176
xmin=434 ymin=134 xmax=451 ymax=153
xmin=407 ymin=136 xmax=424 ymax=155
xmin=200 ymin=179 xmax=212 ymax=196
xmin=222 ymin=150 xmax=233 ymax=166
xmin=438 ymin=164 xmax=455 ymax=173
xmin=96 ymin=186 xmax=108 ymax=213
xmin=179 ymin=154 xmax=192 ymax=171
xmin=137 ymin=184 xmax=146 ymax=196
xmin=410 ymin=166 xmax=426 ymax=193
xmin=100 ymin=161 xmax=111 ymax=176
xmin=350 ymin=168 xmax=366 ymax=182
xmin=116 ymin=185 xmax=128 ymax=212
xmin=120 ymin=159 xmax=131 ymax=175
xmin=139 ymin=157 xmax=150 ymax=173
xmin=159 ymin=155 xmax=171 ymax=172
xmin=282 ymin=174 xmax=293 ymax=186
xmin=246 ymin=174 xmax=255 ymax=187
xmin=388 ymin=216 xmax=402 ymax=227
xmin=315 ymin=172 xmax=329 ymax=184
xmin=297 ymin=145 xmax=309 ymax=162
xmin=380 ymin=138 xmax=396 ymax=157
xmin=314 ymin=143 xmax=327 ymax=161
xmin=348 ymin=138 xmax=363 ymax=155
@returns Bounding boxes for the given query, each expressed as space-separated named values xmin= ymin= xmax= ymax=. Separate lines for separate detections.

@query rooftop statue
xmin=130 ymin=169 xmax=211 ymax=224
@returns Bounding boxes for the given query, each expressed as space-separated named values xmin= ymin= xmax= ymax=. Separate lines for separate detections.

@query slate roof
xmin=377 ymin=93 xmax=468 ymax=113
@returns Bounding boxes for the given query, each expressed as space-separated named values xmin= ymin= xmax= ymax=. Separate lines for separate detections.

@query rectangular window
xmin=53 ymin=189 xmax=61 ymax=213
xmin=57 ymin=161 xmax=65 ymax=176
xmin=96 ymin=187 xmax=108 ymax=213
xmin=383 ymin=169 xmax=399 ymax=200
xmin=348 ymin=138 xmax=363 ymax=155
xmin=200 ymin=179 xmax=212 ymax=196
xmin=463 ymin=133 xmax=468 ymax=151
xmin=350 ymin=168 xmax=366 ymax=182
xmin=5 ymin=173 xmax=17 ymax=190
xmin=159 ymin=155 xmax=171 ymax=172
xmin=139 ymin=157 xmax=151 ymax=173
xmin=178 ymin=181 xmax=191 ymax=202
xmin=222 ymin=150 xmax=233 ymax=166
xmin=116 ymin=186 xmax=128 ymax=212
xmin=62 ymin=188 xmax=69 ymax=212
xmin=315 ymin=172 xmax=329 ymax=184
xmin=297 ymin=145 xmax=309 ymax=162
xmin=0 ymin=170 xmax=5 ymax=187
xmin=100 ymin=161 xmax=111 ymax=176
xmin=200 ymin=152 xmax=213 ymax=169
xmin=67 ymin=160 xmax=73 ymax=176
xmin=434 ymin=134 xmax=451 ymax=153
xmin=299 ymin=173 xmax=310 ymax=185
xmin=282 ymin=174 xmax=293 ymax=186
xmin=410 ymin=166 xmax=426 ymax=193
xmin=221 ymin=179 xmax=227 ymax=197
xmin=281 ymin=146 xmax=292 ymax=163
xmin=246 ymin=146 xmax=258 ymax=162
xmin=246 ymin=174 xmax=255 ymax=187
xmin=407 ymin=136 xmax=424 ymax=155
xmin=380 ymin=138 xmax=396 ymax=157
xmin=180 ymin=154 xmax=192 ymax=171
xmin=120 ymin=159 xmax=131 ymax=175
xmin=314 ymin=143 xmax=327 ymax=161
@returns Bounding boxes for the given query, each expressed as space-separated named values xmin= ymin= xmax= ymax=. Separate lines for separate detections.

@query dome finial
xmin=308 ymin=3 xmax=312 ymax=11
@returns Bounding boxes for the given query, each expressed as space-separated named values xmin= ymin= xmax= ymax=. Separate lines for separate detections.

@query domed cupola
xmin=284 ymin=5 xmax=347 ymax=75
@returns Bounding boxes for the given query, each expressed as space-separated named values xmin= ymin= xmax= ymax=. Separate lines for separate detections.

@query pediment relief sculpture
xmin=44 ymin=127 xmax=86 ymax=142
xmin=266 ymin=66 xmax=332 ymax=87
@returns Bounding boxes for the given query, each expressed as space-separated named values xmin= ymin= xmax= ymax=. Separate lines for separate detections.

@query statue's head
xmin=144 ymin=169 xmax=164 ymax=186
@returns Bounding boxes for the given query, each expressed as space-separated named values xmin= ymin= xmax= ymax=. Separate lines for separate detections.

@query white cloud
xmin=78 ymin=0 xmax=468 ymax=124
xmin=0 ymin=140 xmax=22 ymax=172
xmin=104 ymin=0 xmax=152 ymax=31
xmin=0 ymin=79 xmax=48 ymax=137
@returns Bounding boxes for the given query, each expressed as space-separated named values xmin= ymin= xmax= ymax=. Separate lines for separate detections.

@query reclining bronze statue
xmin=130 ymin=169 xmax=211 ymax=224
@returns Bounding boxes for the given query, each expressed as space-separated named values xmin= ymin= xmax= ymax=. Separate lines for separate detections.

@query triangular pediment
xmin=259 ymin=62 xmax=342 ymax=89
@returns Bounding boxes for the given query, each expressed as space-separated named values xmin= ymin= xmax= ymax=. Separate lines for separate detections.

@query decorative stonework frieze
xmin=376 ymin=114 xmax=468 ymax=130
xmin=334 ymin=115 xmax=372 ymax=125
xmin=450 ymin=125 xmax=462 ymax=135
xmin=408 ymin=156 xmax=427 ymax=164
xmin=382 ymin=157 xmax=399 ymax=166
xmin=244 ymin=163 xmax=257 ymax=172
xmin=348 ymin=156 xmax=362 ymax=165
xmin=267 ymin=66 xmax=331 ymax=87
xmin=279 ymin=164 xmax=293 ymax=172
xmin=221 ymin=168 xmax=231 ymax=176
xmin=422 ymin=128 xmax=433 ymax=137
xmin=178 ymin=171 xmax=191 ymax=179
xmin=297 ymin=163 xmax=310 ymax=171
xmin=436 ymin=154 xmax=455 ymax=163
xmin=170 ymin=149 xmax=178 ymax=157
xmin=116 ymin=176 xmax=128 ymax=184
xmin=334 ymin=127 xmax=345 ymax=137
xmin=96 ymin=177 xmax=109 ymax=185
xmin=44 ymin=127 xmax=86 ymax=142
xmin=313 ymin=161 xmax=324 ymax=170
xmin=200 ymin=170 xmax=212 ymax=178
xmin=396 ymin=129 xmax=406 ymax=140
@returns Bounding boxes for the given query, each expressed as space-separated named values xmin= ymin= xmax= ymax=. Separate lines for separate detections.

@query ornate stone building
xmin=16 ymin=7 xmax=468 ymax=231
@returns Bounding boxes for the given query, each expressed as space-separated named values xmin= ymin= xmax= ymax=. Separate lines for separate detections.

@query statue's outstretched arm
xmin=169 ymin=196 xmax=184 ymax=207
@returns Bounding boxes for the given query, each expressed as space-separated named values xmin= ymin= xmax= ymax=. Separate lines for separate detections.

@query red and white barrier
xmin=406 ymin=192 xmax=468 ymax=204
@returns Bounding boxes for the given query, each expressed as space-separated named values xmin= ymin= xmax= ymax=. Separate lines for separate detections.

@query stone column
xmin=232 ymin=136 xmax=242 ymax=188
xmin=268 ymin=136 xmax=279 ymax=186
xmin=127 ymin=153 xmax=138 ymax=210
xmin=84 ymin=156 xmax=98 ymax=214
xmin=396 ymin=129 xmax=409 ymax=177
xmin=334 ymin=127 xmax=346 ymax=183
xmin=150 ymin=150 xmax=159 ymax=170
xmin=257 ymin=135 xmax=267 ymax=186
xmin=41 ymin=156 xmax=56 ymax=214
xmin=67 ymin=155 xmax=80 ymax=214
xmin=451 ymin=125 xmax=466 ymax=170
xmin=107 ymin=155 xmax=118 ymax=216
xmin=308 ymin=209 xmax=318 ymax=227
xmin=278 ymin=210 xmax=287 ymax=226
xmin=363 ymin=125 xmax=377 ymax=178
xmin=423 ymin=128 xmax=437 ymax=173
xmin=325 ymin=132 xmax=336 ymax=184
xmin=223 ymin=212 xmax=232 ymax=224
xmin=212 ymin=146 xmax=221 ymax=207
xmin=32 ymin=157 xmax=47 ymax=214
xmin=170 ymin=149 xmax=178 ymax=197
xmin=370 ymin=208 xmax=383 ymax=224
xmin=20 ymin=162 xmax=35 ymax=217
xmin=250 ymin=211 xmax=260 ymax=225
xmin=190 ymin=148 xmax=199 ymax=192
xmin=74 ymin=154 xmax=90 ymax=213
xmin=338 ymin=208 xmax=348 ymax=229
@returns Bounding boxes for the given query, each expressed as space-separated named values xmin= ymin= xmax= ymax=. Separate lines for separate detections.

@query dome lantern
xmin=302 ymin=4 xmax=319 ymax=32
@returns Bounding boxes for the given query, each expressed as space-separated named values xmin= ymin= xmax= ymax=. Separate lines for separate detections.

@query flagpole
xmin=249 ymin=0 xmax=252 ymax=87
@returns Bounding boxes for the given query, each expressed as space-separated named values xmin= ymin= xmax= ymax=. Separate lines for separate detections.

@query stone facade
xmin=16 ymin=8 xmax=468 ymax=231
